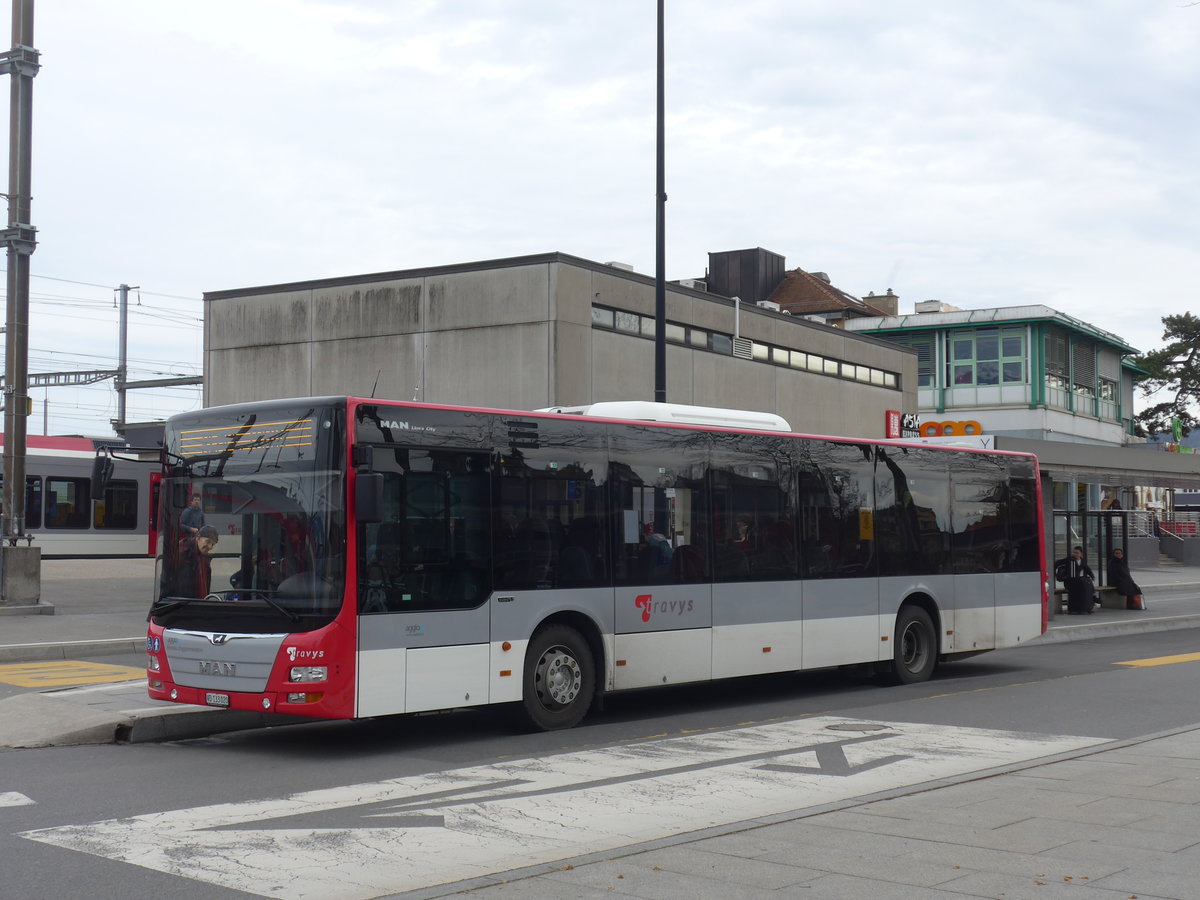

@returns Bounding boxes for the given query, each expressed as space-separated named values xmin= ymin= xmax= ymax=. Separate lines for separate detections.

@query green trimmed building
xmin=844 ymin=302 xmax=1142 ymax=446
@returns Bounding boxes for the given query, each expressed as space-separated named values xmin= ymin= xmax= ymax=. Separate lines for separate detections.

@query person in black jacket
xmin=1056 ymin=545 xmax=1095 ymax=615
xmin=174 ymin=525 xmax=219 ymax=598
xmin=1107 ymin=547 xmax=1143 ymax=610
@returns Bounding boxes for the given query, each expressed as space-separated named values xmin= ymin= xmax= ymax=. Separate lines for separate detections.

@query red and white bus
xmin=146 ymin=397 xmax=1046 ymax=730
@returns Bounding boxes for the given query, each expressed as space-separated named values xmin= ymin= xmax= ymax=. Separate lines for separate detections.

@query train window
xmin=45 ymin=477 xmax=91 ymax=529
xmin=0 ymin=476 xmax=42 ymax=529
xmin=95 ymin=479 xmax=138 ymax=530
xmin=25 ymin=477 xmax=41 ymax=529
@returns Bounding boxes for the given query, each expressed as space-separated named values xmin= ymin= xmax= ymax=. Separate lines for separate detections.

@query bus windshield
xmin=150 ymin=403 xmax=346 ymax=632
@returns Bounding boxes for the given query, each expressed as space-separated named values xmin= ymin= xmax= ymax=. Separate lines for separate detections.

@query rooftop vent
xmin=914 ymin=300 xmax=963 ymax=314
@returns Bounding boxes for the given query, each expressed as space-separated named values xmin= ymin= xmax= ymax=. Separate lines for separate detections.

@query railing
xmin=1121 ymin=510 xmax=1200 ymax=541
xmin=1162 ymin=512 xmax=1200 ymax=539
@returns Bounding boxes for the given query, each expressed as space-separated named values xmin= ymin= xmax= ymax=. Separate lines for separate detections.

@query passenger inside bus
xmin=169 ymin=525 xmax=219 ymax=598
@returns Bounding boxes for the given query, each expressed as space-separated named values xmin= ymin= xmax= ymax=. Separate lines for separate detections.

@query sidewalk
xmin=1 ymin=559 xmax=1199 ymax=749
xmin=0 ymin=558 xmax=287 ymax=747
xmin=433 ymin=725 xmax=1200 ymax=900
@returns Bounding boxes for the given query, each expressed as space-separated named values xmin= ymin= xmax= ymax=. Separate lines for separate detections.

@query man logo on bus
xmin=919 ymin=419 xmax=983 ymax=437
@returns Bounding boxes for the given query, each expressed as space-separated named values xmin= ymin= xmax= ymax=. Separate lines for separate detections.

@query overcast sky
xmin=15 ymin=0 xmax=1200 ymax=435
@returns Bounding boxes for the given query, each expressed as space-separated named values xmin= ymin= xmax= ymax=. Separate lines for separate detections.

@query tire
xmin=520 ymin=624 xmax=596 ymax=731
xmin=891 ymin=605 xmax=937 ymax=684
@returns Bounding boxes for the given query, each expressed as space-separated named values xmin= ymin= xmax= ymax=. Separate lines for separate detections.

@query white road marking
xmin=20 ymin=717 xmax=1101 ymax=900
xmin=1 ymin=792 xmax=35 ymax=807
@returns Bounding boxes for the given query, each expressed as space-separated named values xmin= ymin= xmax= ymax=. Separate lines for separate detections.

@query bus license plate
xmin=205 ymin=692 xmax=229 ymax=708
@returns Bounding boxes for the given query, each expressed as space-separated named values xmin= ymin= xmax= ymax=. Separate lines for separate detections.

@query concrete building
xmin=203 ymin=251 xmax=916 ymax=440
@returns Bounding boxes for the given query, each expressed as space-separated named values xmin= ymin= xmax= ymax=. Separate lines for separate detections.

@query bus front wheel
xmin=520 ymin=624 xmax=596 ymax=731
xmin=892 ymin=605 xmax=937 ymax=684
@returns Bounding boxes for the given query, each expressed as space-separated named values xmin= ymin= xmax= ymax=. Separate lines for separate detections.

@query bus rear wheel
xmin=520 ymin=624 xmax=595 ymax=731
xmin=891 ymin=605 xmax=937 ymax=684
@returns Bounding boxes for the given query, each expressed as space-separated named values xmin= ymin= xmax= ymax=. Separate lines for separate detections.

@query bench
xmin=1054 ymin=585 xmax=1125 ymax=612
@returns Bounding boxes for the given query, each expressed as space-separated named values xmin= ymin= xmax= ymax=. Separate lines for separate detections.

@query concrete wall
xmin=204 ymin=255 xmax=917 ymax=439
xmin=1160 ymin=538 xmax=1200 ymax=566
xmin=1125 ymin=536 xmax=1162 ymax=569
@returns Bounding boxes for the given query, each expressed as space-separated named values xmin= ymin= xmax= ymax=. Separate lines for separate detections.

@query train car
xmin=0 ymin=434 xmax=158 ymax=557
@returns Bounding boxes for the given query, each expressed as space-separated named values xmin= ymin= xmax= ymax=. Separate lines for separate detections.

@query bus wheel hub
xmin=541 ymin=649 xmax=580 ymax=705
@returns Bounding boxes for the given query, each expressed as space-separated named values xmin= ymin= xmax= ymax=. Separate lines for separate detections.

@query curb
xmin=0 ymin=602 xmax=55 ymax=617
xmin=1038 ymin=613 xmax=1200 ymax=644
xmin=121 ymin=708 xmax=311 ymax=744
xmin=0 ymin=689 xmax=308 ymax=749
xmin=0 ymin=637 xmax=145 ymax=663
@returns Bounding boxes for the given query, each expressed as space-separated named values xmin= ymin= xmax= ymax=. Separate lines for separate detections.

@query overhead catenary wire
xmin=0 ymin=272 xmax=204 ymax=435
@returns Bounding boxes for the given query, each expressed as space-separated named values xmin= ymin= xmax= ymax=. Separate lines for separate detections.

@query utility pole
xmin=0 ymin=0 xmax=40 ymax=607
xmin=114 ymin=283 xmax=137 ymax=430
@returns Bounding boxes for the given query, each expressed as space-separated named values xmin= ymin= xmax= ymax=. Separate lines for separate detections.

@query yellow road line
xmin=1115 ymin=652 xmax=1200 ymax=668
xmin=0 ymin=660 xmax=145 ymax=688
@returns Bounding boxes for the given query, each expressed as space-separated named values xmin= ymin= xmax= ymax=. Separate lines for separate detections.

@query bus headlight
xmin=289 ymin=666 xmax=328 ymax=683
xmin=147 ymin=654 xmax=161 ymax=672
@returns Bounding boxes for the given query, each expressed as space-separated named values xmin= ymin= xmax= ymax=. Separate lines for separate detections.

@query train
xmin=0 ymin=434 xmax=159 ymax=556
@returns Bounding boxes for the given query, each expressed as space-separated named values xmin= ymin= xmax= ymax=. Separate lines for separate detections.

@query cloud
xmin=17 ymin=0 xmax=1200 ymax=432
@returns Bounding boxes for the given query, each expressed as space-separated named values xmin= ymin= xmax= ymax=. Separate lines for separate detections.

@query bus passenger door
xmin=609 ymin=433 xmax=712 ymax=690
xmin=710 ymin=452 xmax=802 ymax=679
xmin=951 ymin=481 xmax=1001 ymax=651
xmin=356 ymin=447 xmax=493 ymax=717
xmin=798 ymin=446 xmax=880 ymax=669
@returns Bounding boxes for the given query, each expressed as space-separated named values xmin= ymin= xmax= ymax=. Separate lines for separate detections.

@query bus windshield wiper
xmin=150 ymin=595 xmax=201 ymax=617
xmin=206 ymin=588 xmax=302 ymax=624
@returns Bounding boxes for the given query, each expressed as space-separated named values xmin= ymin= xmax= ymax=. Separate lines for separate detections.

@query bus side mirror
xmin=90 ymin=455 xmax=115 ymax=496
xmin=355 ymin=472 xmax=384 ymax=523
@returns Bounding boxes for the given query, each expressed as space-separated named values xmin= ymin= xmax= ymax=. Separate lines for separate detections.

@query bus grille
xmin=164 ymin=629 xmax=287 ymax=693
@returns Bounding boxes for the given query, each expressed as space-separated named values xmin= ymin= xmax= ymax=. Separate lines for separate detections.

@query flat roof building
xmin=202 ymin=251 xmax=917 ymax=440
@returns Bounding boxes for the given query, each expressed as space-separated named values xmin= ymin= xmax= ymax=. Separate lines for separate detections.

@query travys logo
xmin=634 ymin=593 xmax=694 ymax=623
xmin=286 ymin=647 xmax=325 ymax=662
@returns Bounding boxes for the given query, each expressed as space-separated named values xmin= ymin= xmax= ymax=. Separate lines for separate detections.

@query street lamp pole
xmin=653 ymin=0 xmax=666 ymax=403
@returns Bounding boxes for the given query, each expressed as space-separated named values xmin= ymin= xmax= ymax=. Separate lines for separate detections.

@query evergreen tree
xmin=1134 ymin=312 xmax=1200 ymax=438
